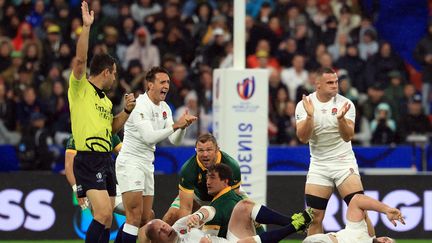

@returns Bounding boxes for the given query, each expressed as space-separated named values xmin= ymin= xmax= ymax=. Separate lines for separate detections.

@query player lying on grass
xmin=143 ymin=200 xmax=312 ymax=243
xmin=303 ymin=194 xmax=405 ymax=243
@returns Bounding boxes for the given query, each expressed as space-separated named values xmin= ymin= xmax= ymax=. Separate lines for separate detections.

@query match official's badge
xmin=331 ymin=108 xmax=337 ymax=115
xmin=162 ymin=111 xmax=167 ymax=120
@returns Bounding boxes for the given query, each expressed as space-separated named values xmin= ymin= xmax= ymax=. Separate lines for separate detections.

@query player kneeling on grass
xmin=303 ymin=194 xmax=404 ymax=243
xmin=143 ymin=200 xmax=312 ymax=243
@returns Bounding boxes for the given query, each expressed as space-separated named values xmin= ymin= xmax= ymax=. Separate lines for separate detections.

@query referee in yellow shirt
xmin=67 ymin=2 xmax=135 ymax=242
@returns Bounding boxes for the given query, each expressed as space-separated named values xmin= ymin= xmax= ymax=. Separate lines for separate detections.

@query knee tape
xmin=343 ymin=191 xmax=364 ymax=206
xmin=305 ymin=194 xmax=329 ymax=210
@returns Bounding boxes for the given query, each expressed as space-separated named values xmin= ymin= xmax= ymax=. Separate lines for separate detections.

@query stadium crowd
xmin=0 ymin=0 xmax=431 ymax=170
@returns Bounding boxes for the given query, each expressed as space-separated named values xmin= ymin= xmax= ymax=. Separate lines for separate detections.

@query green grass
xmin=0 ymin=240 xmax=429 ymax=243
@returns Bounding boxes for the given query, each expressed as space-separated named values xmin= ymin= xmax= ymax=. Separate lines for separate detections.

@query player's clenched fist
xmin=124 ymin=93 xmax=136 ymax=113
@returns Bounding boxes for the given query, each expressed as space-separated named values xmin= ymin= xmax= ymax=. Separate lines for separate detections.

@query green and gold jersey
xmin=179 ymin=151 xmax=241 ymax=202
xmin=66 ymin=134 xmax=122 ymax=154
xmin=203 ymin=187 xmax=242 ymax=238
xmin=68 ymin=73 xmax=113 ymax=152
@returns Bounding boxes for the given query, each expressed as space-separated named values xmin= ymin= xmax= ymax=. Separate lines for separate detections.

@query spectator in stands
xmin=102 ymin=0 xmax=121 ymax=22
xmin=174 ymin=90 xmax=207 ymax=145
xmin=0 ymin=82 xmax=20 ymax=145
xmin=353 ymin=106 xmax=372 ymax=146
xmin=397 ymin=93 xmax=432 ymax=144
xmin=16 ymin=86 xmax=44 ymax=131
xmin=293 ymin=17 xmax=317 ymax=56
xmin=124 ymin=26 xmax=160 ymax=71
xmin=26 ymin=0 xmax=45 ymax=29
xmin=336 ymin=4 xmax=361 ymax=36
xmin=1 ymin=51 xmax=24 ymax=86
xmin=181 ymin=0 xmax=217 ymax=20
xmin=247 ymin=39 xmax=280 ymax=70
xmin=18 ymin=112 xmax=54 ymax=170
xmin=338 ymin=73 xmax=359 ymax=104
xmin=12 ymin=22 xmax=36 ymax=51
xmin=320 ymin=15 xmax=338 ymax=47
xmin=361 ymin=83 xmax=389 ymax=121
xmin=202 ymin=28 xmax=229 ymax=69
xmin=365 ymin=41 xmax=407 ymax=89
xmin=118 ymin=16 xmax=136 ymax=48
xmin=219 ymin=41 xmax=233 ymax=69
xmin=269 ymin=67 xmax=288 ymax=101
xmin=328 ymin=32 xmax=350 ymax=61
xmin=131 ymin=0 xmax=162 ymax=25
xmin=413 ymin=19 xmax=432 ymax=114
xmin=41 ymin=24 xmax=62 ymax=75
xmin=158 ymin=26 xmax=192 ymax=65
xmin=167 ymin=63 xmax=193 ymax=109
xmin=0 ymin=38 xmax=13 ymax=72
xmin=349 ymin=15 xmax=376 ymax=45
xmin=197 ymin=69 xmax=213 ymax=115
xmin=318 ymin=52 xmax=334 ymax=69
xmin=384 ymin=70 xmax=405 ymax=121
xmin=39 ymin=63 xmax=64 ymax=101
xmin=22 ymin=41 xmax=43 ymax=75
xmin=245 ymin=16 xmax=276 ymax=57
xmin=335 ymin=43 xmax=366 ymax=92
xmin=295 ymin=71 xmax=317 ymax=103
xmin=281 ymin=54 xmax=308 ymax=101
xmin=187 ymin=3 xmax=213 ymax=43
xmin=276 ymin=37 xmax=298 ymax=68
xmin=306 ymin=42 xmax=327 ymax=70
xmin=358 ymin=29 xmax=378 ymax=60
xmin=399 ymin=83 xmax=418 ymax=118
xmin=371 ymin=102 xmax=396 ymax=145
xmin=275 ymin=100 xmax=298 ymax=145
xmin=102 ymin=25 xmax=125 ymax=63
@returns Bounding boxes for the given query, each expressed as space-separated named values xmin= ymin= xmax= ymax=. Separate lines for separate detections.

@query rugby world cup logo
xmin=237 ymin=76 xmax=256 ymax=100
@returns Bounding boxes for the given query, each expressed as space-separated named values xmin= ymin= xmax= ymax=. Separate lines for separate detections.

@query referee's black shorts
xmin=73 ymin=151 xmax=116 ymax=198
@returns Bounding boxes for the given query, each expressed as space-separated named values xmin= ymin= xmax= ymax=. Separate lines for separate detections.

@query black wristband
xmin=124 ymin=108 xmax=132 ymax=114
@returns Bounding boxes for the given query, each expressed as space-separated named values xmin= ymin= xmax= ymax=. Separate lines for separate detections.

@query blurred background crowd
xmin=0 ymin=0 xmax=432 ymax=170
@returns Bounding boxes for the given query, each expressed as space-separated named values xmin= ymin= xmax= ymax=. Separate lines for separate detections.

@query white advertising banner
xmin=213 ymin=69 xmax=268 ymax=205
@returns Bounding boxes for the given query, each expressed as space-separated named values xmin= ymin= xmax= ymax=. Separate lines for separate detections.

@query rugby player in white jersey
xmin=114 ymin=66 xmax=197 ymax=243
xmin=303 ymin=194 xmax=404 ymax=243
xmin=144 ymin=199 xmax=312 ymax=243
xmin=295 ymin=67 xmax=373 ymax=236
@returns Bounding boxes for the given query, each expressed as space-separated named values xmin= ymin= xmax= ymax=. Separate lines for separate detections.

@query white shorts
xmin=226 ymin=231 xmax=261 ymax=243
xmin=116 ymin=156 xmax=154 ymax=195
xmin=303 ymin=233 xmax=333 ymax=243
xmin=226 ymin=230 xmax=239 ymax=242
xmin=306 ymin=159 xmax=360 ymax=187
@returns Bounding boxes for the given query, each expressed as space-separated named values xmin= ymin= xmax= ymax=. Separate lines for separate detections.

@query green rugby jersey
xmin=68 ymin=73 xmax=113 ymax=152
xmin=203 ymin=187 xmax=243 ymax=238
xmin=179 ymin=151 xmax=241 ymax=202
xmin=65 ymin=134 xmax=122 ymax=154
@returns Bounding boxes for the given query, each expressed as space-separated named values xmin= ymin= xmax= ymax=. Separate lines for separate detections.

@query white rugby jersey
xmin=332 ymin=219 xmax=374 ymax=243
xmin=174 ymin=218 xmax=230 ymax=243
xmin=118 ymin=92 xmax=185 ymax=162
xmin=295 ymin=92 xmax=356 ymax=161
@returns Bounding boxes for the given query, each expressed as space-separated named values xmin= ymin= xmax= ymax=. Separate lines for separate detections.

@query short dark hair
xmin=195 ymin=133 xmax=218 ymax=147
xmin=317 ymin=67 xmax=336 ymax=77
xmin=89 ymin=53 xmax=116 ymax=76
xmin=208 ymin=163 xmax=232 ymax=184
xmin=145 ymin=66 xmax=170 ymax=83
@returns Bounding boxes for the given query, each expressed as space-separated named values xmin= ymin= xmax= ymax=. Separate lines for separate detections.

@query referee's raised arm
xmin=72 ymin=1 xmax=93 ymax=80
